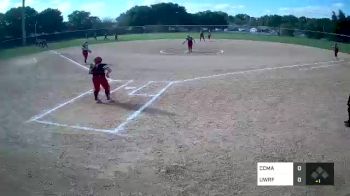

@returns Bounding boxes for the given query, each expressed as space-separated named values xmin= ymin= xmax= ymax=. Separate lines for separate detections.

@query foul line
xmin=176 ymin=60 xmax=344 ymax=83
xmin=50 ymin=50 xmax=131 ymax=83
xmin=129 ymin=81 xmax=154 ymax=95
xmin=34 ymin=120 xmax=116 ymax=134
xmin=50 ymin=50 xmax=89 ymax=70
xmin=114 ymin=81 xmax=175 ymax=133
xmin=299 ymin=63 xmax=342 ymax=71
xmin=27 ymin=80 xmax=133 ymax=123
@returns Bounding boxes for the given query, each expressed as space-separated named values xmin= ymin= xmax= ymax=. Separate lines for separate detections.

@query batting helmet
xmin=94 ymin=56 xmax=102 ymax=64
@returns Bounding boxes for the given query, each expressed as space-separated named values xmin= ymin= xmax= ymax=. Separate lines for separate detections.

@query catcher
xmin=89 ymin=57 xmax=112 ymax=103
xmin=82 ymin=41 xmax=91 ymax=64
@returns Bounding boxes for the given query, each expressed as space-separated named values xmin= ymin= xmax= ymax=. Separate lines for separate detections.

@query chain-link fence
xmin=1 ymin=25 xmax=349 ymax=49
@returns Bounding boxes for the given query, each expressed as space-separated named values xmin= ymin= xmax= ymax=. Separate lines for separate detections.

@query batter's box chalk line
xmin=26 ymin=80 xmax=175 ymax=134
xmin=26 ymin=80 xmax=133 ymax=133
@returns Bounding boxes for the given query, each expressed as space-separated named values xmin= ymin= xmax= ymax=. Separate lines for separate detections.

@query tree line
xmin=0 ymin=7 xmax=115 ymax=41
xmin=0 ymin=2 xmax=349 ymax=42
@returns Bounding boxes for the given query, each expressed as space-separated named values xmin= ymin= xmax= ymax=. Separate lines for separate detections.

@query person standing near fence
xmin=89 ymin=57 xmax=112 ymax=103
xmin=82 ymin=41 xmax=91 ymax=64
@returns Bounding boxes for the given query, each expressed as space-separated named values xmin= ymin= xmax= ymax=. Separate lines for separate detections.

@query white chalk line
xmin=129 ymin=81 xmax=154 ymax=95
xmin=160 ymin=50 xmax=169 ymax=55
xmin=50 ymin=50 xmax=89 ymax=71
xmin=50 ymin=50 xmax=130 ymax=83
xmin=299 ymin=63 xmax=342 ymax=71
xmin=27 ymin=80 xmax=132 ymax=123
xmin=125 ymin=86 xmax=136 ymax=90
xmin=131 ymin=93 xmax=156 ymax=97
xmin=110 ymin=80 xmax=133 ymax=93
xmin=27 ymin=89 xmax=93 ymax=123
xmin=37 ymin=52 xmax=346 ymax=134
xmin=34 ymin=120 xmax=116 ymax=134
xmin=114 ymin=81 xmax=175 ymax=133
xmin=217 ymin=50 xmax=224 ymax=55
xmin=175 ymin=60 xmax=345 ymax=83
xmin=160 ymin=49 xmax=224 ymax=55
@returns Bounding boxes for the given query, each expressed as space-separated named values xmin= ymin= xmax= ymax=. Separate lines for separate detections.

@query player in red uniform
xmin=89 ymin=57 xmax=112 ymax=103
xmin=82 ymin=41 xmax=91 ymax=64
xmin=183 ymin=35 xmax=195 ymax=53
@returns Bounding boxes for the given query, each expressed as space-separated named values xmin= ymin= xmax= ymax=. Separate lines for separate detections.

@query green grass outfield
xmin=1 ymin=32 xmax=349 ymax=59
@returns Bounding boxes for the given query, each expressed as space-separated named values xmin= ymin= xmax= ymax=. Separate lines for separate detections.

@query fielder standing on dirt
xmin=82 ymin=41 xmax=91 ymax=64
xmin=208 ymin=29 xmax=212 ymax=40
xmin=89 ymin=57 xmax=113 ymax=103
xmin=200 ymin=30 xmax=205 ymax=42
xmin=183 ymin=35 xmax=195 ymax=53
xmin=333 ymin=43 xmax=339 ymax=58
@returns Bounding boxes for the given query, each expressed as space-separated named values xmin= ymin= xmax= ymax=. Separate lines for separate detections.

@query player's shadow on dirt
xmin=105 ymin=100 xmax=175 ymax=116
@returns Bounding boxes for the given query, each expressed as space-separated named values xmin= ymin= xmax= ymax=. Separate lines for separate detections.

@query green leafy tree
xmin=192 ymin=11 xmax=228 ymax=25
xmin=154 ymin=3 xmax=191 ymax=25
xmin=5 ymin=6 xmax=37 ymax=37
xmin=232 ymin=14 xmax=250 ymax=25
xmin=117 ymin=6 xmax=154 ymax=26
xmin=0 ymin=13 xmax=6 ymax=39
xmin=37 ymin=8 xmax=63 ymax=33
xmin=68 ymin=11 xmax=93 ymax=30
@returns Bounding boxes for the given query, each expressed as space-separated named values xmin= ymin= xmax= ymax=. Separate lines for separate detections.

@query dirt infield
xmin=0 ymin=39 xmax=350 ymax=195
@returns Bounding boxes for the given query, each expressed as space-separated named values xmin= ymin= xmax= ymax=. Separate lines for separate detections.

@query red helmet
xmin=94 ymin=56 xmax=102 ymax=64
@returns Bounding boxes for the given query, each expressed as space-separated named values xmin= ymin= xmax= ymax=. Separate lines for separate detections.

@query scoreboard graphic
xmin=257 ymin=162 xmax=334 ymax=186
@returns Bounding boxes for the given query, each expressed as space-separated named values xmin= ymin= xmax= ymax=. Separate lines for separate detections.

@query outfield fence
xmin=1 ymin=25 xmax=350 ymax=49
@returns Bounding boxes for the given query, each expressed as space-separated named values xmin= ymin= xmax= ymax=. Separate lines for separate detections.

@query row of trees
xmin=0 ymin=2 xmax=349 ymax=42
xmin=116 ymin=4 xmax=228 ymax=26
xmin=0 ymin=7 xmax=114 ymax=40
